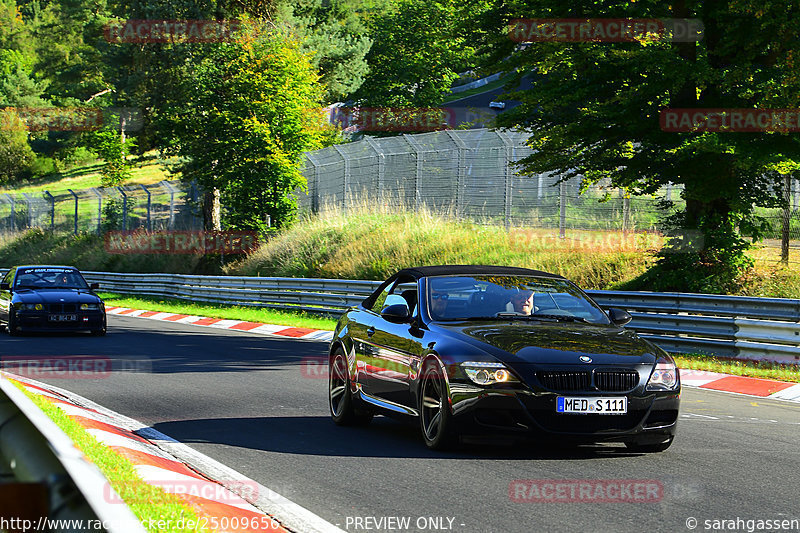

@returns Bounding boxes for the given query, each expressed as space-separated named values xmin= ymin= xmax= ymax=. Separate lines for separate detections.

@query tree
xmin=275 ymin=0 xmax=372 ymax=102
xmin=163 ymin=20 xmax=330 ymax=231
xmin=353 ymin=0 xmax=477 ymax=108
xmin=470 ymin=0 xmax=800 ymax=291
xmin=0 ymin=109 xmax=35 ymax=183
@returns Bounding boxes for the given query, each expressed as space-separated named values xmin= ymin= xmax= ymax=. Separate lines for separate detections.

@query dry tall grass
xmin=226 ymin=200 xmax=658 ymax=289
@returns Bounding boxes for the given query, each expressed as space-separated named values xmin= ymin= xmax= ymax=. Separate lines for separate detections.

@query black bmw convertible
xmin=328 ymin=265 xmax=679 ymax=452
xmin=0 ymin=265 xmax=106 ymax=336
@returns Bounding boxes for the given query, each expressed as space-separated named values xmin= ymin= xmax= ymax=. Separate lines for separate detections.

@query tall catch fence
xmin=0 ymin=180 xmax=204 ymax=234
xmin=298 ymin=128 xmax=800 ymax=246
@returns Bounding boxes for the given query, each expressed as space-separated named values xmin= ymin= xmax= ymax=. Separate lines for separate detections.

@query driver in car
xmin=430 ymin=288 xmax=450 ymax=318
xmin=508 ymin=289 xmax=535 ymax=315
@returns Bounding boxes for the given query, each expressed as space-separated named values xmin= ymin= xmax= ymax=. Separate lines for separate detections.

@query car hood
xmin=433 ymin=320 xmax=659 ymax=366
xmin=14 ymin=289 xmax=101 ymax=304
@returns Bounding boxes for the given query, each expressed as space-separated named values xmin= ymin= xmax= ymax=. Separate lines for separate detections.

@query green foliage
xmin=354 ymin=0 xmax=477 ymax=108
xmin=0 ymin=109 xmax=35 ymax=183
xmin=164 ymin=20 xmax=328 ymax=231
xmin=276 ymin=0 xmax=372 ymax=101
xmin=470 ymin=0 xmax=800 ymax=288
xmin=85 ymin=127 xmax=137 ymax=186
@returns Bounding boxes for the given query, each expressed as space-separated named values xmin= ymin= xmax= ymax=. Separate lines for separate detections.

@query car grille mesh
xmin=594 ymin=370 xmax=639 ymax=392
xmin=48 ymin=303 xmax=77 ymax=313
xmin=536 ymin=370 xmax=639 ymax=392
xmin=536 ymin=371 xmax=590 ymax=391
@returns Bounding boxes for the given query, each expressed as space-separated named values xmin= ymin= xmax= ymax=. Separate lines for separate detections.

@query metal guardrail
xmin=76 ymin=271 xmax=800 ymax=364
xmin=0 ymin=377 xmax=145 ymax=532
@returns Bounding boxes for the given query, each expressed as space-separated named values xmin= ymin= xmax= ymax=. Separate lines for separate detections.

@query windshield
xmin=14 ymin=268 xmax=89 ymax=290
xmin=426 ymin=275 xmax=609 ymax=324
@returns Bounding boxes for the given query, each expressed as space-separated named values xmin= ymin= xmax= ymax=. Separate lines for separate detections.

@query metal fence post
xmin=21 ymin=193 xmax=34 ymax=229
xmin=622 ymin=192 xmax=630 ymax=236
xmin=305 ymin=153 xmax=321 ymax=214
xmin=364 ymin=137 xmax=385 ymax=203
xmin=67 ymin=189 xmax=78 ymax=235
xmin=333 ymin=145 xmax=349 ymax=212
xmin=43 ymin=191 xmax=54 ymax=231
xmin=403 ymin=134 xmax=423 ymax=209
xmin=91 ymin=188 xmax=102 ymax=234
xmin=4 ymin=194 xmax=15 ymax=232
xmin=140 ymin=184 xmax=151 ymax=231
xmin=781 ymin=174 xmax=791 ymax=264
xmin=445 ymin=130 xmax=468 ymax=218
xmin=161 ymin=181 xmax=176 ymax=229
xmin=559 ymin=179 xmax=567 ymax=238
xmin=117 ymin=187 xmax=128 ymax=231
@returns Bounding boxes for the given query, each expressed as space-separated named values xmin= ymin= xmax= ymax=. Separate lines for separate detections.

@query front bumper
xmin=13 ymin=310 xmax=106 ymax=332
xmin=448 ymin=382 xmax=679 ymax=442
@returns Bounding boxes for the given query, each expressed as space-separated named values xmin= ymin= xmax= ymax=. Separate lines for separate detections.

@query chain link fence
xmin=0 ymin=180 xmax=204 ymax=234
xmin=298 ymin=128 xmax=800 ymax=245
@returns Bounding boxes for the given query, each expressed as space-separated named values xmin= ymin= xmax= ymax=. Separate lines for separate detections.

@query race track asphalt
xmin=3 ymin=315 xmax=799 ymax=533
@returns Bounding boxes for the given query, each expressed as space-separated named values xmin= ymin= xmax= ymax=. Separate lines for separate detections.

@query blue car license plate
xmin=556 ymin=396 xmax=627 ymax=414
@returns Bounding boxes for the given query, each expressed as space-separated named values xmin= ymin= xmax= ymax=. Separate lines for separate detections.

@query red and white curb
xmin=679 ymin=369 xmax=800 ymax=402
xmin=105 ymin=305 xmax=799 ymax=403
xmin=105 ymin=306 xmax=334 ymax=342
xmin=4 ymin=372 xmax=344 ymax=533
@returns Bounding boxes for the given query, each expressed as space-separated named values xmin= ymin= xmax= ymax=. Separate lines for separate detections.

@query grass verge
xmin=674 ymin=354 xmax=800 ymax=383
xmin=10 ymin=378 xmax=210 ymax=532
xmin=100 ymin=292 xmax=339 ymax=331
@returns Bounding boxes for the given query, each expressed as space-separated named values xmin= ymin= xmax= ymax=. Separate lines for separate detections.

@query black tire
xmin=91 ymin=317 xmax=107 ymax=336
xmin=7 ymin=312 xmax=19 ymax=336
xmin=419 ymin=361 xmax=457 ymax=450
xmin=329 ymin=348 xmax=372 ymax=426
xmin=624 ymin=436 xmax=674 ymax=453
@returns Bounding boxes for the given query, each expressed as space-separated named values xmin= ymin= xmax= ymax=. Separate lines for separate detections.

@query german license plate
xmin=556 ymin=396 xmax=627 ymax=414
xmin=49 ymin=314 xmax=77 ymax=322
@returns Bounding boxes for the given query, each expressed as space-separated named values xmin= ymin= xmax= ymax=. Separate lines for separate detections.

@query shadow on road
xmin=149 ymin=415 xmax=639 ymax=460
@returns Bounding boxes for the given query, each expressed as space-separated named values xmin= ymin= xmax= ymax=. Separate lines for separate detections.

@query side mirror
xmin=381 ymin=294 xmax=411 ymax=322
xmin=608 ymin=308 xmax=632 ymax=326
xmin=90 ymin=282 xmax=100 ymax=290
xmin=0 ymin=283 xmax=9 ymax=291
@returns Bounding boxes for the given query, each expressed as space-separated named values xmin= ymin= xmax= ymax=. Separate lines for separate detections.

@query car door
xmin=0 ymin=268 xmax=15 ymax=323
xmin=361 ymin=279 xmax=425 ymax=413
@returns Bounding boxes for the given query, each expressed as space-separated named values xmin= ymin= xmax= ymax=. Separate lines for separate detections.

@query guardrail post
xmin=67 ymin=189 xmax=78 ymax=235
xmin=117 ymin=187 xmax=128 ymax=231
xmin=141 ymin=184 xmax=152 ymax=231
xmin=44 ymin=191 xmax=55 ymax=231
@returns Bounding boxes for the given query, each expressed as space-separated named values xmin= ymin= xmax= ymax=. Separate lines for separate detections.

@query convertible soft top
xmin=394 ymin=265 xmax=565 ymax=279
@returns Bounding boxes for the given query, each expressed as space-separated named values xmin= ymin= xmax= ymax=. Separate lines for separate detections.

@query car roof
xmin=14 ymin=265 xmax=80 ymax=271
xmin=394 ymin=265 xmax=565 ymax=280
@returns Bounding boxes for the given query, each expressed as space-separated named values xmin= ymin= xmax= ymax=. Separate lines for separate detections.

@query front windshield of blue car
xmin=14 ymin=268 xmax=89 ymax=290
xmin=426 ymin=275 xmax=610 ymax=324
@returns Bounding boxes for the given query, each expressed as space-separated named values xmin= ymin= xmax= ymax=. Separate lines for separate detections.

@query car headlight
xmin=461 ymin=362 xmax=519 ymax=386
xmin=16 ymin=303 xmax=43 ymax=311
xmin=80 ymin=303 xmax=100 ymax=310
xmin=646 ymin=355 xmax=679 ymax=391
